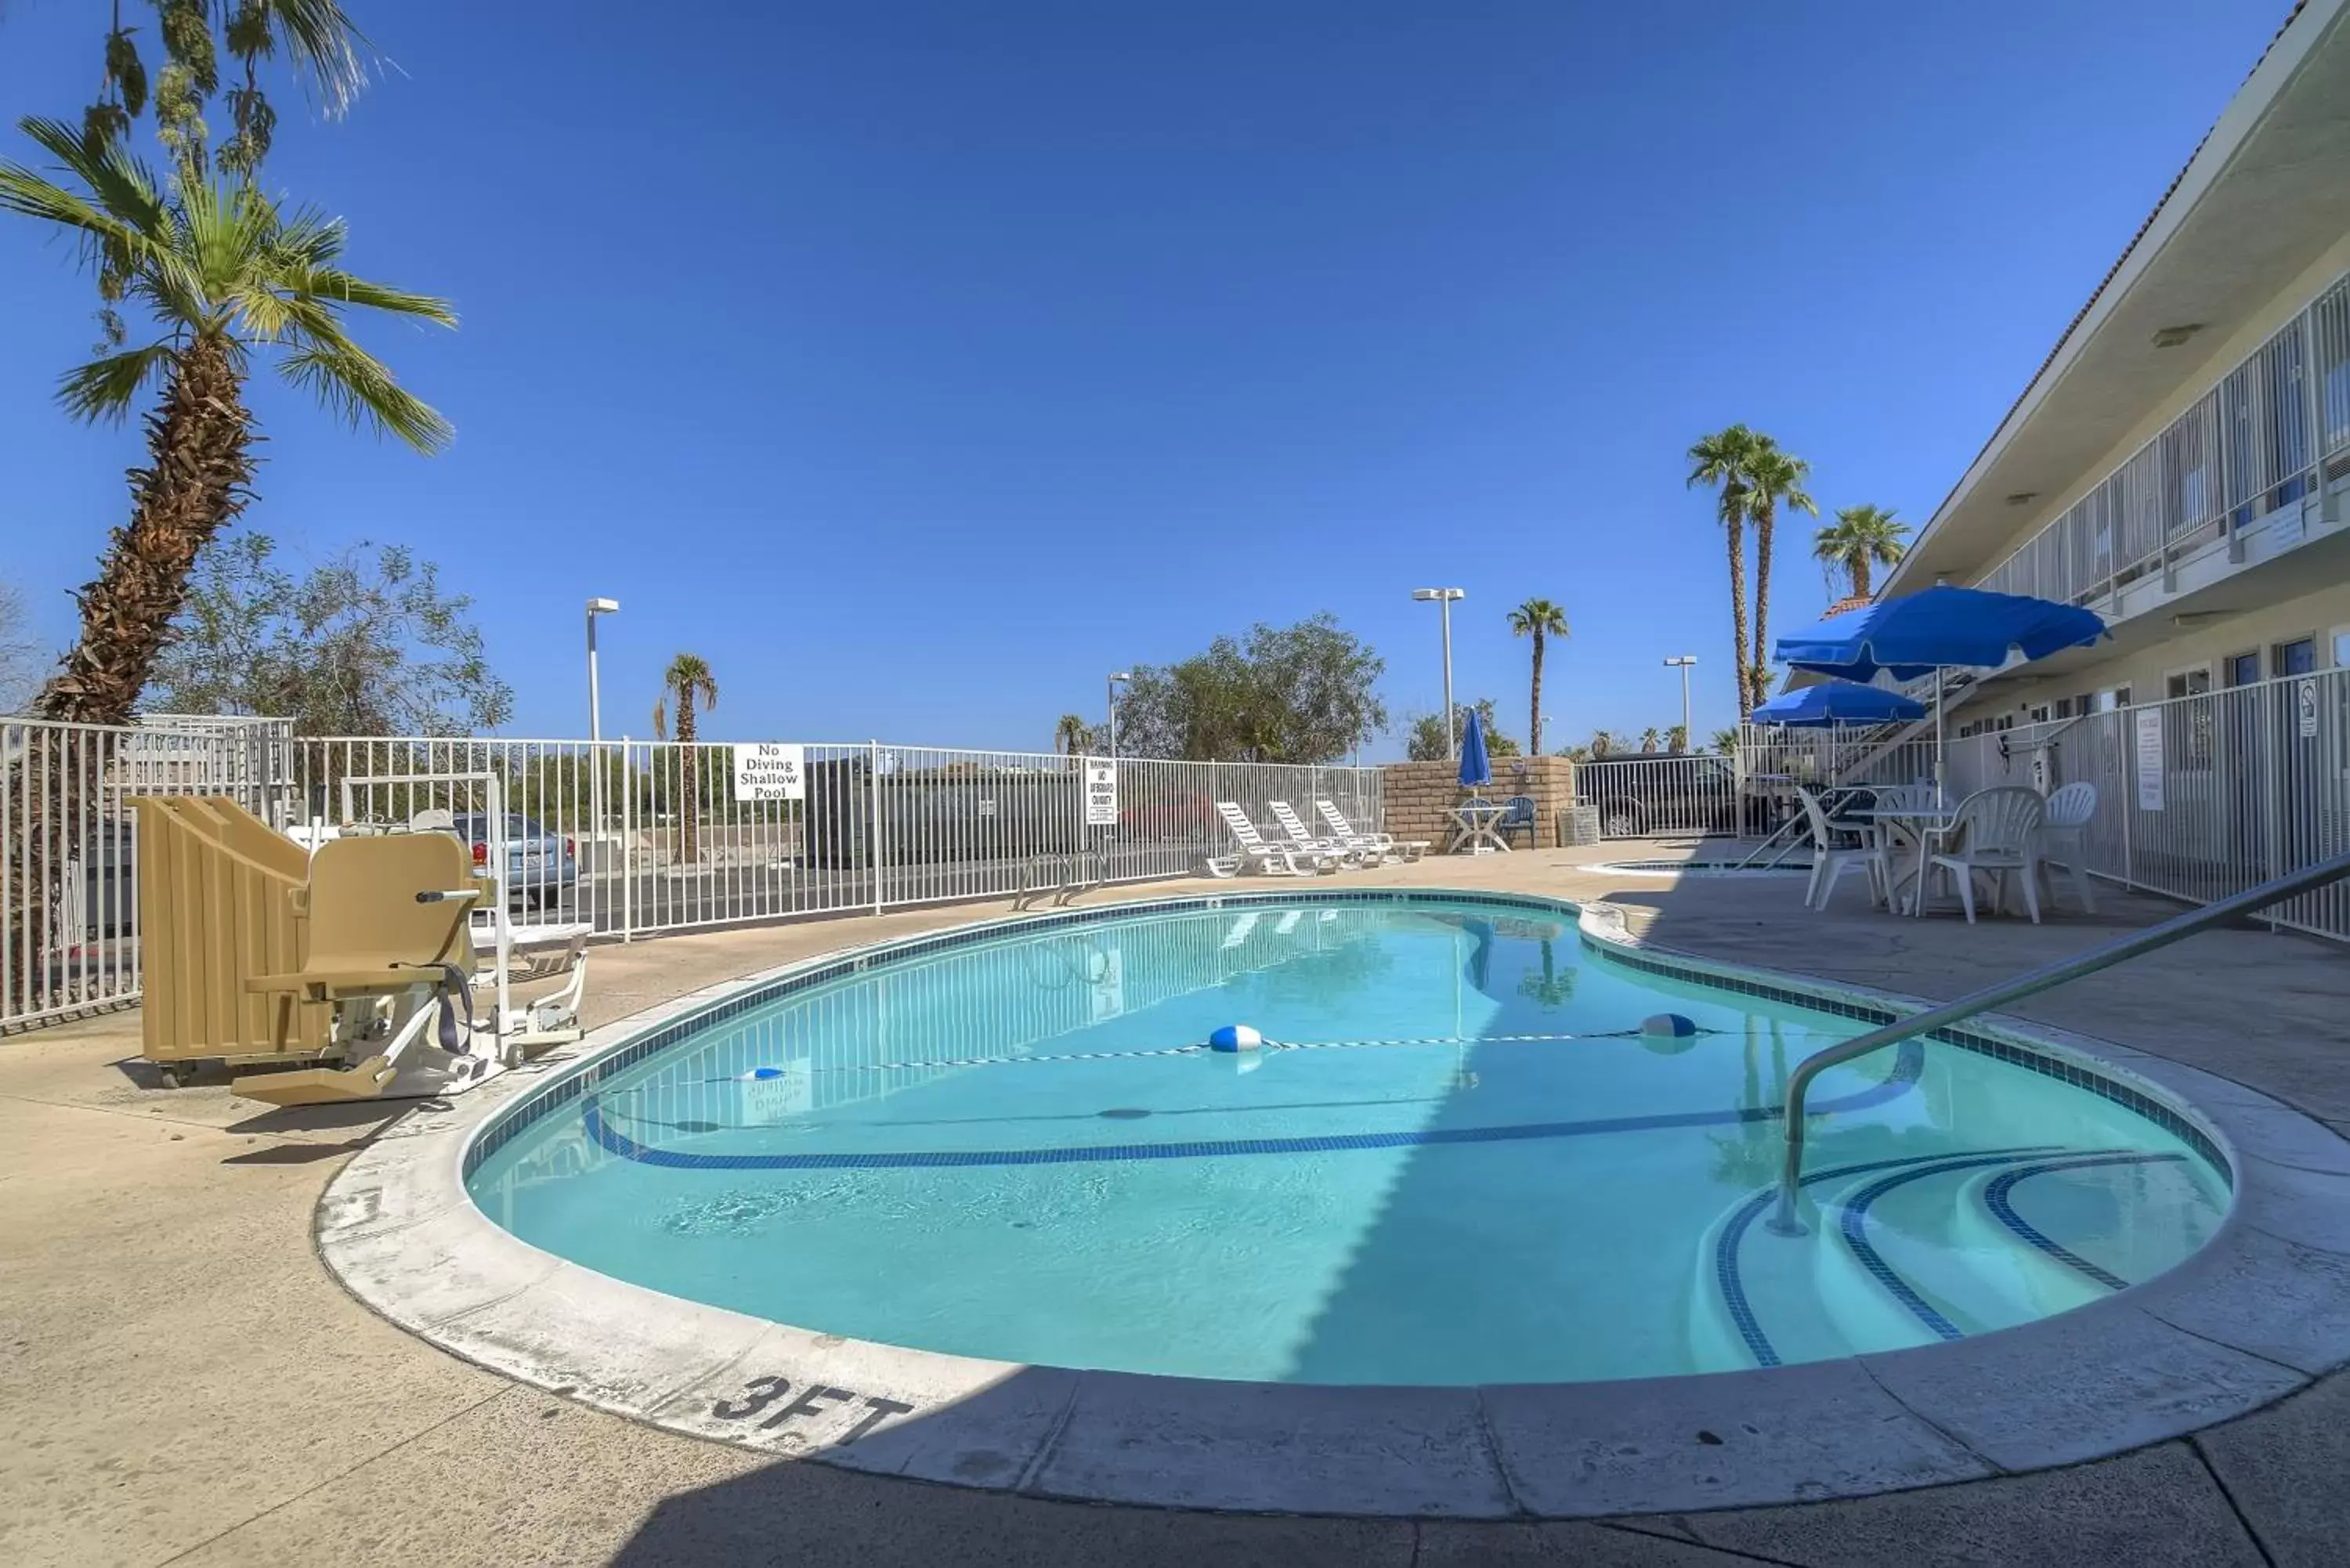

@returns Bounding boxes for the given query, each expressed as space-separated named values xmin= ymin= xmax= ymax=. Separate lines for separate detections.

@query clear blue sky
xmin=0 ymin=1 xmax=2291 ymax=754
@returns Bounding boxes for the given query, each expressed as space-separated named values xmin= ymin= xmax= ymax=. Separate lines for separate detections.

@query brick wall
xmin=1379 ymin=754 xmax=1578 ymax=850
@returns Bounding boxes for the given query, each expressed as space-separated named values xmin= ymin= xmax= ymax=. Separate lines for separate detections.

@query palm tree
xmin=1588 ymin=728 xmax=1616 ymax=761
xmin=0 ymin=118 xmax=453 ymax=723
xmin=653 ymin=653 xmax=720 ymax=863
xmin=1517 ymin=937 xmax=1576 ymax=1010
xmin=1667 ymin=724 xmax=1688 ymax=754
xmin=1687 ymin=424 xmax=1762 ymax=721
xmin=1813 ymin=504 xmax=1910 ymax=601
xmin=1741 ymin=438 xmax=1816 ymax=709
xmin=1640 ymin=725 xmax=1661 ymax=753
xmin=1709 ymin=727 xmax=1739 ymax=757
xmin=1505 ymin=598 xmax=1570 ymax=756
xmin=1054 ymin=714 xmax=1091 ymax=755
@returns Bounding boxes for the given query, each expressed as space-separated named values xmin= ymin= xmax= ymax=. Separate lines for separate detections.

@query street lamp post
xmin=1664 ymin=655 xmax=1697 ymax=750
xmin=1412 ymin=588 xmax=1466 ymax=758
xmin=1107 ymin=671 xmax=1131 ymax=758
xmin=586 ymin=598 xmax=620 ymax=867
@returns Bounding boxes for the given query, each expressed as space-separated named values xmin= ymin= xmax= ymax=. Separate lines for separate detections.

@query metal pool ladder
xmin=1769 ymin=847 xmax=2350 ymax=1236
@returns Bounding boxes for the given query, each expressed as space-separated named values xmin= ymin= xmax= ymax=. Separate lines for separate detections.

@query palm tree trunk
xmin=33 ymin=334 xmax=255 ymax=724
xmin=1725 ymin=511 xmax=1752 ymax=721
xmin=1851 ymin=557 xmax=1871 ymax=599
xmin=12 ymin=336 xmax=252 ymax=1014
xmin=1750 ymin=497 xmax=1775 ymax=717
xmin=678 ymin=705 xmax=700 ymax=863
xmin=1528 ymin=631 xmax=1545 ymax=756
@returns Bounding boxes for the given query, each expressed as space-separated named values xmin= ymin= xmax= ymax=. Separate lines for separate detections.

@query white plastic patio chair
xmin=1798 ymin=786 xmax=1887 ymax=912
xmin=2036 ymin=781 xmax=2099 ymax=915
xmin=1316 ymin=799 xmax=1426 ymax=862
xmin=1926 ymin=787 xmax=2046 ymax=925
xmin=1267 ymin=800 xmax=1373 ymax=868
xmin=1213 ymin=803 xmax=1340 ymax=876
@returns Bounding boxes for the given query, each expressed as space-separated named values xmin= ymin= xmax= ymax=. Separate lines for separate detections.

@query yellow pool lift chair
xmin=232 ymin=828 xmax=494 ymax=1106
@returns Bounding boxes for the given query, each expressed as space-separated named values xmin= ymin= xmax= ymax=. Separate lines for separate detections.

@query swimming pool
xmin=464 ymin=893 xmax=2229 ymax=1387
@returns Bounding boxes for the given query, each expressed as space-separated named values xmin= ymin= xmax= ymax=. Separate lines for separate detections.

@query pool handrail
xmin=1769 ymin=845 xmax=2350 ymax=1235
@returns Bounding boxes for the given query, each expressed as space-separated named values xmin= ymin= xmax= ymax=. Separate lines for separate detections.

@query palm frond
xmin=56 ymin=341 xmax=176 ymax=424
xmin=298 ymin=266 xmax=456 ymax=327
xmin=261 ymin=0 xmax=376 ymax=116
xmin=13 ymin=117 xmax=168 ymax=237
xmin=277 ymin=339 xmax=453 ymax=452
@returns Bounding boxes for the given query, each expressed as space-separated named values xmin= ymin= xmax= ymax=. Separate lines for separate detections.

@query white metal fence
xmin=1 ymin=720 xmax=1383 ymax=1031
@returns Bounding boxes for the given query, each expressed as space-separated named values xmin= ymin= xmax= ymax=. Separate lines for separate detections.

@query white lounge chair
xmin=1315 ymin=798 xmax=1426 ymax=862
xmin=1926 ymin=787 xmax=2046 ymax=924
xmin=1267 ymin=800 xmax=1374 ymax=868
xmin=1209 ymin=803 xmax=1341 ymax=877
xmin=2037 ymin=782 xmax=2099 ymax=914
xmin=1798 ymin=786 xmax=1887 ymax=912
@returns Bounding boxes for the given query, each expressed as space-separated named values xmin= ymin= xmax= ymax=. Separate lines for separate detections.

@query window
xmin=2274 ymin=638 xmax=2317 ymax=677
xmin=2026 ymin=703 xmax=2052 ymax=724
xmin=2053 ymin=698 xmax=2073 ymax=720
xmin=2096 ymin=687 xmax=2131 ymax=712
xmin=2225 ymin=652 xmax=2262 ymax=688
xmin=2166 ymin=667 xmax=2213 ymax=700
xmin=2334 ymin=627 xmax=2350 ymax=670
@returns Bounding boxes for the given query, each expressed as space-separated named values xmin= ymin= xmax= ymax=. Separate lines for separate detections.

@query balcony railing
xmin=1975 ymin=269 xmax=2350 ymax=611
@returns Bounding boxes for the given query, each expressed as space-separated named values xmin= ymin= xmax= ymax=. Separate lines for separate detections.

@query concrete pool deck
xmin=5 ymin=843 xmax=2349 ymax=1566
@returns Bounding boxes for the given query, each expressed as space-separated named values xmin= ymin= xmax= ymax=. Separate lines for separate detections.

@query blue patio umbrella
xmin=1773 ymin=586 xmax=2105 ymax=684
xmin=1750 ymin=681 xmax=1928 ymax=728
xmin=1457 ymin=706 xmax=1493 ymax=791
xmin=1773 ymin=585 xmax=2105 ymax=783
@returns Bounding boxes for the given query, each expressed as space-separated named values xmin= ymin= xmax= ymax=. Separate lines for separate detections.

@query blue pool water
xmin=468 ymin=897 xmax=2228 ymax=1385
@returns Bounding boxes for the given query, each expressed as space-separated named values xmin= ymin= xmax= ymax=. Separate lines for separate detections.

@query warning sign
xmin=732 ymin=743 xmax=805 ymax=802
xmin=1083 ymin=757 xmax=1119 ymax=827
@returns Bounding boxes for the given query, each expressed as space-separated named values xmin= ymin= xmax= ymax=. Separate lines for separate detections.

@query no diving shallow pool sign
xmin=1083 ymin=757 xmax=1119 ymax=827
xmin=2299 ymin=678 xmax=2319 ymax=740
xmin=732 ymin=742 xmax=805 ymax=803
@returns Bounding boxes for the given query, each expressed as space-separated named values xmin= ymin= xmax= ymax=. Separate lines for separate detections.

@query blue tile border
xmin=1982 ymin=1152 xmax=2193 ymax=1291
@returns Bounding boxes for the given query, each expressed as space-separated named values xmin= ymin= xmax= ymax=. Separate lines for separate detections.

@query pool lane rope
xmin=595 ymin=1017 xmax=1737 ymax=1089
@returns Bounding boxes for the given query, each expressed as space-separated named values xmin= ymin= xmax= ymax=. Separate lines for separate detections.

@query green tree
xmin=1113 ymin=614 xmax=1386 ymax=762
xmin=1813 ymin=504 xmax=1910 ymax=600
xmin=1710 ymin=727 xmax=1739 ymax=756
xmin=150 ymin=533 xmax=510 ymax=734
xmin=1405 ymin=699 xmax=1518 ymax=763
xmin=1587 ymin=728 xmax=1616 ymax=760
xmin=75 ymin=1 xmax=371 ymax=179
xmin=1687 ymin=424 xmax=1762 ymax=721
xmin=1053 ymin=713 xmax=1099 ymax=755
xmin=653 ymin=653 xmax=720 ymax=863
xmin=1639 ymin=725 xmax=1661 ymax=753
xmin=1741 ymin=437 xmax=1816 ymax=709
xmin=1506 ymin=596 xmax=1570 ymax=756
xmin=1667 ymin=723 xmax=1689 ymax=754
xmin=0 ymin=119 xmax=454 ymax=724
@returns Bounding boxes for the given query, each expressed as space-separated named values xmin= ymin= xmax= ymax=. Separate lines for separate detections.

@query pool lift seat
xmin=231 ymin=833 xmax=498 ymax=1107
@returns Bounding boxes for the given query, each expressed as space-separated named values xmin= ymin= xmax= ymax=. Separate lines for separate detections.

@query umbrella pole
xmin=1935 ymin=667 xmax=1947 ymax=800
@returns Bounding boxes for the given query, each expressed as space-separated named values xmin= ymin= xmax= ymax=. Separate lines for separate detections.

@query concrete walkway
xmin=3 ymin=844 xmax=2345 ymax=1566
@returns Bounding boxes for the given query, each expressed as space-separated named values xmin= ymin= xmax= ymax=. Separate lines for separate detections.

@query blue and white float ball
xmin=1638 ymin=1013 xmax=1701 ymax=1057
xmin=1208 ymin=1023 xmax=1264 ymax=1054
xmin=740 ymin=1066 xmax=790 ymax=1081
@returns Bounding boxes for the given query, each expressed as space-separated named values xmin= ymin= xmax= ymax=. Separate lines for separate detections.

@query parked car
xmin=1576 ymin=756 xmax=1766 ymax=839
xmin=447 ymin=812 xmax=578 ymax=907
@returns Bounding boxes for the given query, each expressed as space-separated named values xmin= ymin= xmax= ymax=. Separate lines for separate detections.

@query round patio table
xmin=1848 ymin=804 xmax=1960 ymax=916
